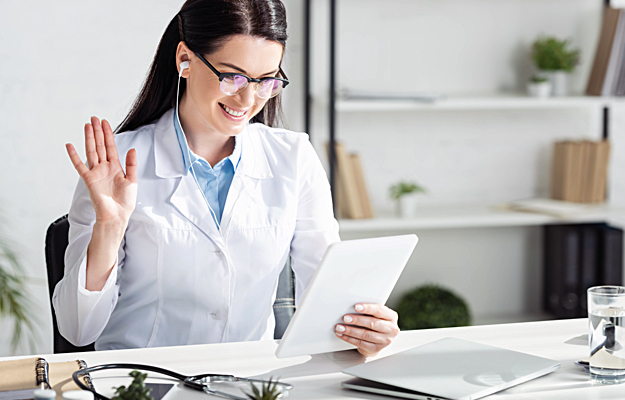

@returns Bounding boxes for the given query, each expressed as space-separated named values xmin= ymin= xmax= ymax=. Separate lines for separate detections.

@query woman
xmin=53 ymin=0 xmax=399 ymax=357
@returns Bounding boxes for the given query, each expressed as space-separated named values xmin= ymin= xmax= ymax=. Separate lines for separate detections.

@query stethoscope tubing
xmin=72 ymin=363 xmax=292 ymax=400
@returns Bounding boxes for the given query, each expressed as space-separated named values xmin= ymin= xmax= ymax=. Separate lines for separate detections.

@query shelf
xmin=335 ymin=94 xmax=625 ymax=112
xmin=338 ymin=203 xmax=625 ymax=232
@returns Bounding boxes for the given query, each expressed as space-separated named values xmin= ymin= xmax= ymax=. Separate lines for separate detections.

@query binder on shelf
xmin=579 ymin=225 xmax=600 ymax=315
xmin=586 ymin=7 xmax=621 ymax=96
xmin=594 ymin=141 xmax=611 ymax=203
xmin=562 ymin=142 xmax=576 ymax=201
xmin=599 ymin=224 xmax=624 ymax=286
xmin=551 ymin=140 xmax=610 ymax=203
xmin=350 ymin=154 xmax=375 ymax=219
xmin=544 ymin=224 xmax=624 ymax=319
xmin=569 ymin=142 xmax=583 ymax=202
xmin=603 ymin=10 xmax=625 ymax=95
xmin=544 ymin=224 xmax=580 ymax=319
xmin=551 ymin=141 xmax=565 ymax=200
xmin=578 ymin=141 xmax=592 ymax=203
xmin=327 ymin=142 xmax=374 ymax=219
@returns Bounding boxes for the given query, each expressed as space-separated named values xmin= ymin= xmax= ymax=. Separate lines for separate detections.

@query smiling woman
xmin=52 ymin=0 xmax=401 ymax=358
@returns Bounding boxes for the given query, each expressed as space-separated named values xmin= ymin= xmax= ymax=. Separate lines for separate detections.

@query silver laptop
xmin=342 ymin=337 xmax=560 ymax=400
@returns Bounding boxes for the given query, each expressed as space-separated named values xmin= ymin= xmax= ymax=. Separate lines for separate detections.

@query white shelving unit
xmin=337 ymin=94 xmax=625 ymax=112
xmin=338 ymin=203 xmax=625 ymax=232
xmin=307 ymin=0 xmax=618 ymax=323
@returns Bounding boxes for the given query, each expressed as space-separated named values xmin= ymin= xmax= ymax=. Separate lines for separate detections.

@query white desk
xmin=10 ymin=319 xmax=619 ymax=399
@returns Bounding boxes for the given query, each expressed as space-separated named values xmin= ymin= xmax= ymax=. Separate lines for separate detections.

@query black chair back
xmin=45 ymin=214 xmax=95 ymax=353
xmin=45 ymin=214 xmax=296 ymax=351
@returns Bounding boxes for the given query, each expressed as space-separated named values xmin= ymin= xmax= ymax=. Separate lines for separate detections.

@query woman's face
xmin=179 ymin=35 xmax=284 ymax=137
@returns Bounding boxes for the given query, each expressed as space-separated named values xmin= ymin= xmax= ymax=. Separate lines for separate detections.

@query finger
xmin=336 ymin=324 xmax=393 ymax=346
xmin=355 ymin=303 xmax=398 ymax=322
xmin=102 ymin=119 xmax=119 ymax=162
xmin=91 ymin=116 xmax=107 ymax=164
xmin=125 ymin=148 xmax=138 ymax=183
xmin=84 ymin=123 xmax=98 ymax=169
xmin=342 ymin=314 xmax=400 ymax=336
xmin=66 ymin=143 xmax=89 ymax=178
xmin=336 ymin=330 xmax=384 ymax=356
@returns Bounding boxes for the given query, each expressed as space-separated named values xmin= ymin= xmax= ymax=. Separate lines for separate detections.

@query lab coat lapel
xmin=170 ymin=173 xmax=222 ymax=242
xmin=219 ymin=124 xmax=273 ymax=234
xmin=153 ymin=108 xmax=222 ymax=243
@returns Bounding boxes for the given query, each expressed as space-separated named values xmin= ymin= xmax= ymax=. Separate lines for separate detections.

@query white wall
xmin=0 ymin=0 xmax=618 ymax=355
xmin=0 ymin=0 xmax=305 ymax=356
xmin=305 ymin=0 xmax=621 ymax=323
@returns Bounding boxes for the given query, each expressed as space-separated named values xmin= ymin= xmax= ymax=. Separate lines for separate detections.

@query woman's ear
xmin=176 ymin=41 xmax=192 ymax=78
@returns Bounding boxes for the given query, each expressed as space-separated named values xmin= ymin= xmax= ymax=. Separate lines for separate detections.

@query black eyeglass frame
xmin=193 ymin=52 xmax=289 ymax=98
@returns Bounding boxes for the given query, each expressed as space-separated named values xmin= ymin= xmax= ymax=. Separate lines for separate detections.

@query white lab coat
xmin=52 ymin=108 xmax=340 ymax=350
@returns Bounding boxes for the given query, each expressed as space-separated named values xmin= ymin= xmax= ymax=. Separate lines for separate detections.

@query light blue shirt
xmin=173 ymin=112 xmax=241 ymax=227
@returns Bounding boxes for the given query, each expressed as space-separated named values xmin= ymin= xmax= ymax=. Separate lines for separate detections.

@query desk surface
xmin=7 ymin=319 xmax=618 ymax=399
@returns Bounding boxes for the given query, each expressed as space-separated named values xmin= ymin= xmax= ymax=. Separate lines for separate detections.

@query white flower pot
xmin=397 ymin=193 xmax=419 ymax=218
xmin=527 ymin=81 xmax=552 ymax=98
xmin=541 ymin=70 xmax=569 ymax=97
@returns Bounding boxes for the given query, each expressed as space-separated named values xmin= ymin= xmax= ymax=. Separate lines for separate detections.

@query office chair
xmin=45 ymin=215 xmax=296 ymax=353
xmin=45 ymin=214 xmax=95 ymax=353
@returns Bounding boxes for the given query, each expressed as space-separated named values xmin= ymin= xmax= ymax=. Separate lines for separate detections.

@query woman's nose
xmin=237 ymin=83 xmax=257 ymax=108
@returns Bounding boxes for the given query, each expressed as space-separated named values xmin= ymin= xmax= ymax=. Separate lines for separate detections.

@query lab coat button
xmin=210 ymin=312 xmax=220 ymax=319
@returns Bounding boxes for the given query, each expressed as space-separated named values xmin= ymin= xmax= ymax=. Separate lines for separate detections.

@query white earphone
xmin=179 ymin=61 xmax=190 ymax=76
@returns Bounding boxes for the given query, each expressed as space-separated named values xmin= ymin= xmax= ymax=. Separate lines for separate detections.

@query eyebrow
xmin=218 ymin=62 xmax=279 ymax=77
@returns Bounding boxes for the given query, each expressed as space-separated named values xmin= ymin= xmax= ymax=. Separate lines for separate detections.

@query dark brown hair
xmin=116 ymin=0 xmax=288 ymax=133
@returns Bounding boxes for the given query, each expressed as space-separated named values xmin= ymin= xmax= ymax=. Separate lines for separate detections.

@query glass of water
xmin=588 ymin=286 xmax=625 ymax=384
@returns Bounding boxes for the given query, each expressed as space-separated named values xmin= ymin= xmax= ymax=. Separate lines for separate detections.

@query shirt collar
xmin=173 ymin=108 xmax=241 ymax=172
xmin=154 ymin=108 xmax=272 ymax=180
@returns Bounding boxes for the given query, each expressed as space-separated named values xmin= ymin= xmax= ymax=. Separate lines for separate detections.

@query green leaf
xmin=389 ymin=181 xmax=426 ymax=200
xmin=531 ymin=36 xmax=580 ymax=72
xmin=244 ymin=378 xmax=283 ymax=400
xmin=112 ymin=370 xmax=153 ymax=400
xmin=0 ymin=227 xmax=39 ymax=353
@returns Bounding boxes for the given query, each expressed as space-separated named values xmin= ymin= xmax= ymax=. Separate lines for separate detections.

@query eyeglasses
xmin=194 ymin=52 xmax=289 ymax=99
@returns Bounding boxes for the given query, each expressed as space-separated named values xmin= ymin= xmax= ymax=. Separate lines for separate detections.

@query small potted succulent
xmin=389 ymin=181 xmax=426 ymax=219
xmin=526 ymin=75 xmax=552 ymax=98
xmin=245 ymin=379 xmax=284 ymax=400
xmin=113 ymin=370 xmax=153 ymax=400
xmin=531 ymin=36 xmax=580 ymax=96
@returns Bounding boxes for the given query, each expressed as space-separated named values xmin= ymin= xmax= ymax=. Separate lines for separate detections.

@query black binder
xmin=543 ymin=223 xmax=623 ymax=319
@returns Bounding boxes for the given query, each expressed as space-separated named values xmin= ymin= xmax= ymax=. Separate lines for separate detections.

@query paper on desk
xmin=503 ymin=198 xmax=603 ymax=218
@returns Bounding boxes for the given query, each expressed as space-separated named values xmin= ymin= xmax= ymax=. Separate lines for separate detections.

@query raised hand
xmin=66 ymin=117 xmax=138 ymax=225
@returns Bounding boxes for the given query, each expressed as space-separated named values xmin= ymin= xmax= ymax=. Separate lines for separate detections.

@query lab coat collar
xmin=154 ymin=108 xmax=272 ymax=180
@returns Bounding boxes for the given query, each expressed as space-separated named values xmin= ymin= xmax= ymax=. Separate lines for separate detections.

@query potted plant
xmin=531 ymin=36 xmax=580 ymax=96
xmin=389 ymin=181 xmax=426 ymax=218
xmin=527 ymin=75 xmax=552 ymax=98
xmin=395 ymin=284 xmax=471 ymax=330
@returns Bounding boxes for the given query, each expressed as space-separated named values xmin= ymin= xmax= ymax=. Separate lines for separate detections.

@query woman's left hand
xmin=335 ymin=303 xmax=400 ymax=358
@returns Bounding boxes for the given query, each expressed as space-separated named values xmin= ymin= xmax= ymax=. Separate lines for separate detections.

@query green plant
xmin=389 ymin=181 xmax=426 ymax=200
xmin=530 ymin=75 xmax=548 ymax=84
xmin=245 ymin=378 xmax=282 ymax=400
xmin=531 ymin=36 xmax=580 ymax=72
xmin=396 ymin=284 xmax=471 ymax=330
xmin=0 ymin=227 xmax=37 ymax=352
xmin=112 ymin=370 xmax=153 ymax=400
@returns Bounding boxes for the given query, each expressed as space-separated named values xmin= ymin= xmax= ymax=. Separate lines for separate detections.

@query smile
xmin=219 ymin=103 xmax=247 ymax=117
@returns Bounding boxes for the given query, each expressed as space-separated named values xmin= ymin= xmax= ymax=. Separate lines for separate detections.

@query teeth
xmin=222 ymin=104 xmax=245 ymax=117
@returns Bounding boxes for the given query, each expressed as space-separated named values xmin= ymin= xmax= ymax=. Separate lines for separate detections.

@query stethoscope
xmin=72 ymin=363 xmax=293 ymax=400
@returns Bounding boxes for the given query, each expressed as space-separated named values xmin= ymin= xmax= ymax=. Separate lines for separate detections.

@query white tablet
xmin=275 ymin=234 xmax=418 ymax=358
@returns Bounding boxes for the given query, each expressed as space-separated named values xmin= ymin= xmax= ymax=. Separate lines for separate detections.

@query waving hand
xmin=66 ymin=117 xmax=138 ymax=225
